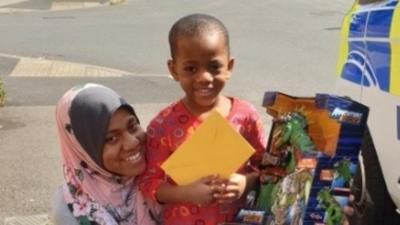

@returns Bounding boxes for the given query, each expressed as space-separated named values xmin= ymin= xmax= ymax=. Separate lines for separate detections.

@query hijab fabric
xmin=56 ymin=83 xmax=152 ymax=225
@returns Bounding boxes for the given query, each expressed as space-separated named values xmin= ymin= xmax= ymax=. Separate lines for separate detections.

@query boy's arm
xmin=247 ymin=111 xmax=266 ymax=168
xmin=138 ymin=120 xmax=172 ymax=201
xmin=243 ymin=109 xmax=265 ymax=191
xmin=244 ymin=172 xmax=259 ymax=193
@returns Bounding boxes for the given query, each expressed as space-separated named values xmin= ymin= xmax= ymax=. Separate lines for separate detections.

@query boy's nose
xmin=196 ymin=70 xmax=213 ymax=82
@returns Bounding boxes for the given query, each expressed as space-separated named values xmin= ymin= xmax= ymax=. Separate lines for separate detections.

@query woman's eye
xmin=128 ymin=124 xmax=139 ymax=133
xmin=105 ymin=135 xmax=118 ymax=144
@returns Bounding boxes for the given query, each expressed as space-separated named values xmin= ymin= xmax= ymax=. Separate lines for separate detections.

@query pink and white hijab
xmin=55 ymin=84 xmax=159 ymax=225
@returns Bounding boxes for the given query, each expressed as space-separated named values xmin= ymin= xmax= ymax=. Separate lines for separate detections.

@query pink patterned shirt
xmin=139 ymin=97 xmax=266 ymax=225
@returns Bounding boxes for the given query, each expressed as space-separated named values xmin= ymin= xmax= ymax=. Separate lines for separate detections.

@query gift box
xmin=233 ymin=92 xmax=369 ymax=225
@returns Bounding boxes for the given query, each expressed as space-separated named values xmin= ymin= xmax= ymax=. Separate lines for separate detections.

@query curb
xmin=50 ymin=1 xmax=104 ymax=11
xmin=4 ymin=214 xmax=51 ymax=225
xmin=0 ymin=0 xmax=123 ymax=13
xmin=0 ymin=8 xmax=41 ymax=13
xmin=9 ymin=56 xmax=130 ymax=77
xmin=0 ymin=53 xmax=131 ymax=77
xmin=0 ymin=53 xmax=171 ymax=78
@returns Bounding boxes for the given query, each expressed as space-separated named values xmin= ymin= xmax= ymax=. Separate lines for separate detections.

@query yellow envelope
xmin=161 ymin=110 xmax=256 ymax=185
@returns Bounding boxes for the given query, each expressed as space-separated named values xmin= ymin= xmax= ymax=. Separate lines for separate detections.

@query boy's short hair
xmin=168 ymin=13 xmax=230 ymax=58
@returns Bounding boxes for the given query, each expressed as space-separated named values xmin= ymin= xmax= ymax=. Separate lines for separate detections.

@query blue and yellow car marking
xmin=388 ymin=0 xmax=399 ymax=6
xmin=397 ymin=106 xmax=400 ymax=140
xmin=367 ymin=42 xmax=390 ymax=90
xmin=367 ymin=9 xmax=393 ymax=37
xmin=391 ymin=4 xmax=400 ymax=95
xmin=337 ymin=0 xmax=400 ymax=96
xmin=341 ymin=41 xmax=366 ymax=85
xmin=337 ymin=2 xmax=360 ymax=76
xmin=349 ymin=12 xmax=368 ymax=38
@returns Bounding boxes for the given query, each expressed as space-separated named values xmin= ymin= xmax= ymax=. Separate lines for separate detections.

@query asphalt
xmin=0 ymin=56 xmax=18 ymax=76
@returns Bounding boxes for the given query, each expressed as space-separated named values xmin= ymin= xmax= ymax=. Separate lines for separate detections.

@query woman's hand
xmin=341 ymin=194 xmax=354 ymax=225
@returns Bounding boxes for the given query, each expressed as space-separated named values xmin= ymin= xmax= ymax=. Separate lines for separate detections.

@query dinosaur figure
xmin=273 ymin=112 xmax=316 ymax=154
xmin=317 ymin=188 xmax=345 ymax=225
xmin=333 ymin=159 xmax=353 ymax=186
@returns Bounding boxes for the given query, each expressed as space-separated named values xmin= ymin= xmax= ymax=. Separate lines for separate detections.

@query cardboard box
xmin=232 ymin=92 xmax=369 ymax=225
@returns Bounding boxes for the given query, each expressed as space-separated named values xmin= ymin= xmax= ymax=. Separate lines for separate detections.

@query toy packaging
xmin=231 ymin=92 xmax=369 ymax=225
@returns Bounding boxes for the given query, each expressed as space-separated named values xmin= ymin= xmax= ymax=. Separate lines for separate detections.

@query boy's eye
xmin=209 ymin=63 xmax=221 ymax=73
xmin=184 ymin=66 xmax=197 ymax=74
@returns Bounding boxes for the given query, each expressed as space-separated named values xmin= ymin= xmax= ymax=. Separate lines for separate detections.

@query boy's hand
xmin=213 ymin=173 xmax=246 ymax=204
xmin=184 ymin=175 xmax=219 ymax=206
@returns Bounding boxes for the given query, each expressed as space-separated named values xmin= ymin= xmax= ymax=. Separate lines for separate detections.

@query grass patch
xmin=109 ymin=0 xmax=125 ymax=5
xmin=0 ymin=78 xmax=5 ymax=106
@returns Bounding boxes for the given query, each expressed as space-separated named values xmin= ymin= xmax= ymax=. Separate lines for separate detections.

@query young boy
xmin=139 ymin=14 xmax=266 ymax=225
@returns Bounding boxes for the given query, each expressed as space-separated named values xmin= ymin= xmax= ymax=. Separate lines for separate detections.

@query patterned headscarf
xmin=56 ymin=83 xmax=146 ymax=225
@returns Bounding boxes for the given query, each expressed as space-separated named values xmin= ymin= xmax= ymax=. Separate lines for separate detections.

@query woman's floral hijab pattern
xmin=56 ymin=84 xmax=141 ymax=225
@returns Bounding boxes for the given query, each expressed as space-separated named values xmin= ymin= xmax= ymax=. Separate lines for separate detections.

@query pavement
xmin=0 ymin=0 xmax=153 ymax=220
xmin=0 ymin=52 xmax=172 ymax=225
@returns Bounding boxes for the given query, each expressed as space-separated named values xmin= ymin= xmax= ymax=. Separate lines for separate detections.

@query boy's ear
xmin=227 ymin=57 xmax=235 ymax=77
xmin=228 ymin=57 xmax=235 ymax=71
xmin=167 ymin=59 xmax=179 ymax=81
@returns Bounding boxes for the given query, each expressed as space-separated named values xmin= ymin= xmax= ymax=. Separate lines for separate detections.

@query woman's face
xmin=102 ymin=108 xmax=146 ymax=177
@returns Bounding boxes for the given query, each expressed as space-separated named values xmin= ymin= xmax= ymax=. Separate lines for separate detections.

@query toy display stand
xmin=226 ymin=92 xmax=369 ymax=225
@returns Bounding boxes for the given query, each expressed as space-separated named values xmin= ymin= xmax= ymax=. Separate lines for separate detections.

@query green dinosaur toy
xmin=317 ymin=188 xmax=345 ymax=225
xmin=333 ymin=159 xmax=353 ymax=185
xmin=274 ymin=112 xmax=316 ymax=154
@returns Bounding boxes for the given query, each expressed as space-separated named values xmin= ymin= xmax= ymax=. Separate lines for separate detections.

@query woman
xmin=52 ymin=83 xmax=160 ymax=225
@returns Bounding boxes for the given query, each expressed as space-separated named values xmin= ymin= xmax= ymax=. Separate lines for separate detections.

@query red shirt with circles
xmin=139 ymin=97 xmax=266 ymax=225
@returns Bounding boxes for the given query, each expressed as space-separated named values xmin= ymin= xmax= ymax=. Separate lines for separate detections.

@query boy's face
xmin=168 ymin=32 xmax=234 ymax=113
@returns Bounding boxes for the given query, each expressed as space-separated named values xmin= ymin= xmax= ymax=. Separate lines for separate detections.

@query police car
xmin=335 ymin=0 xmax=400 ymax=224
